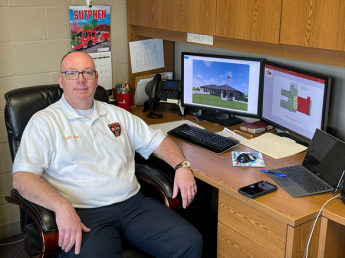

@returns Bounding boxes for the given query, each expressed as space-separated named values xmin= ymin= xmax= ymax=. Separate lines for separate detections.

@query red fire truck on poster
xmin=97 ymin=31 xmax=109 ymax=43
xmin=73 ymin=29 xmax=110 ymax=50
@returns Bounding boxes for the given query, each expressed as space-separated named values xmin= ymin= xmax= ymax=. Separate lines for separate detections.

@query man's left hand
xmin=172 ymin=168 xmax=197 ymax=209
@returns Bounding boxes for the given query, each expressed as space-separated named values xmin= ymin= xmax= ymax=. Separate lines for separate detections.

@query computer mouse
xmin=236 ymin=153 xmax=257 ymax=163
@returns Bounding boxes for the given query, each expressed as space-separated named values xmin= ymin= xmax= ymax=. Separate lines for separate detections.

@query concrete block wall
xmin=0 ymin=0 xmax=128 ymax=239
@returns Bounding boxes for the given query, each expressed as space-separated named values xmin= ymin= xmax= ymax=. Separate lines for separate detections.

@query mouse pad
xmin=232 ymin=151 xmax=265 ymax=167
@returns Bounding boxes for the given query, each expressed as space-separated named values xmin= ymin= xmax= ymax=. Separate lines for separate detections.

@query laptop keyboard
xmin=280 ymin=165 xmax=333 ymax=193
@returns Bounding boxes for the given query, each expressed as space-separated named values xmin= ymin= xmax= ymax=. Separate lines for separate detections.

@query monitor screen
xmin=261 ymin=61 xmax=331 ymax=143
xmin=181 ymin=52 xmax=263 ymax=126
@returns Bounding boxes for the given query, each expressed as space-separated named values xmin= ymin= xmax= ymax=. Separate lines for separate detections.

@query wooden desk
xmin=317 ymin=200 xmax=345 ymax=258
xmin=131 ymin=104 xmax=344 ymax=258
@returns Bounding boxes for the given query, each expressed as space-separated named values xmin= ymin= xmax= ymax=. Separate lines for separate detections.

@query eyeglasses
xmin=61 ymin=70 xmax=97 ymax=80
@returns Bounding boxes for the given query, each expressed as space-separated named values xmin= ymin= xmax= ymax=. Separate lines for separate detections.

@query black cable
xmin=147 ymin=101 xmax=163 ymax=119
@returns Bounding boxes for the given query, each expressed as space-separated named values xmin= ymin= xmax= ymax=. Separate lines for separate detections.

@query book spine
xmin=252 ymin=128 xmax=265 ymax=134
xmin=240 ymin=127 xmax=265 ymax=134
xmin=239 ymin=126 xmax=256 ymax=134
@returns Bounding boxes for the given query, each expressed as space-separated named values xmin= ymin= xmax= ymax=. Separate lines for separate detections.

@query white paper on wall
xmin=129 ymin=38 xmax=165 ymax=74
xmin=90 ymin=52 xmax=112 ymax=90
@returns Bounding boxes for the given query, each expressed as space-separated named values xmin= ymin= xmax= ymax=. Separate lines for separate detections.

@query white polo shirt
xmin=13 ymin=94 xmax=166 ymax=208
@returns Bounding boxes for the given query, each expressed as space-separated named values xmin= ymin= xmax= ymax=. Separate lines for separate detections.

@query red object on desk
xmin=238 ymin=121 xmax=273 ymax=134
xmin=117 ymin=91 xmax=131 ymax=111
xmin=112 ymin=88 xmax=118 ymax=101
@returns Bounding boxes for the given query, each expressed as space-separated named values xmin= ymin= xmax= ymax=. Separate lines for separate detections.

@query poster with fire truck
xmin=68 ymin=5 xmax=112 ymax=90
xmin=69 ymin=5 xmax=111 ymax=53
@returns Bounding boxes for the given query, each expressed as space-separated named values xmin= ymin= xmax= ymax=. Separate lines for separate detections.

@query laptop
xmin=268 ymin=129 xmax=345 ymax=197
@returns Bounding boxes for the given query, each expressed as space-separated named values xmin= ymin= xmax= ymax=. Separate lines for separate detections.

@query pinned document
xmin=240 ymin=133 xmax=307 ymax=159
xmin=129 ymin=38 xmax=164 ymax=73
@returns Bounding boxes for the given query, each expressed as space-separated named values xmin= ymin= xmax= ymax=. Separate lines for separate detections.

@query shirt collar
xmin=59 ymin=93 xmax=108 ymax=120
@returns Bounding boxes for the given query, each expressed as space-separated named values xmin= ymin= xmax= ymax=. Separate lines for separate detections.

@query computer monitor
xmin=261 ymin=61 xmax=332 ymax=145
xmin=181 ymin=52 xmax=263 ymax=126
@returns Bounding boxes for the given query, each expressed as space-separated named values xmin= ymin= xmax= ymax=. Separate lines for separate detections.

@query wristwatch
xmin=175 ymin=160 xmax=191 ymax=171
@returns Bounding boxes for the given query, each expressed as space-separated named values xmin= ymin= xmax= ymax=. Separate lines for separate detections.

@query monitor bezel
xmin=181 ymin=51 xmax=264 ymax=119
xmin=261 ymin=60 xmax=332 ymax=144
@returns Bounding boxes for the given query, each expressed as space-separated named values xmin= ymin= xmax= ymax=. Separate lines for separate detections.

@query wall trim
xmin=0 ymin=220 xmax=21 ymax=240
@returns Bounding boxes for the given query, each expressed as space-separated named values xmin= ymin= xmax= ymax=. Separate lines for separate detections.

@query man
xmin=12 ymin=52 xmax=203 ymax=257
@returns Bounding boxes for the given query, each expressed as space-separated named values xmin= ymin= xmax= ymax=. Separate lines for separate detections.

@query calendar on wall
xmin=90 ymin=52 xmax=112 ymax=90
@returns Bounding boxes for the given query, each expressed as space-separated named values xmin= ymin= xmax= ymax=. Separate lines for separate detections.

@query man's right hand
xmin=56 ymin=203 xmax=91 ymax=254
xmin=13 ymin=172 xmax=91 ymax=255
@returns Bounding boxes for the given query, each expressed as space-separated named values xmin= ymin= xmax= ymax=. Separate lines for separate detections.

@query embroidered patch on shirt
xmin=108 ymin=122 xmax=122 ymax=137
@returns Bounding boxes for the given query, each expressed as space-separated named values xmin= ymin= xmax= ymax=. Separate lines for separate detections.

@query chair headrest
xmin=4 ymin=84 xmax=109 ymax=141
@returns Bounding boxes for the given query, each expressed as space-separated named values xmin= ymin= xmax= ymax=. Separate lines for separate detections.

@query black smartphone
xmin=238 ymin=181 xmax=277 ymax=199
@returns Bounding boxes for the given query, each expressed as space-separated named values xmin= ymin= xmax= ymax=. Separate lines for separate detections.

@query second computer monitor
xmin=181 ymin=52 xmax=263 ymax=126
xmin=261 ymin=61 xmax=331 ymax=144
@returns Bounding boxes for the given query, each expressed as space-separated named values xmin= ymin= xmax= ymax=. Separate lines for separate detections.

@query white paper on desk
xmin=216 ymin=128 xmax=248 ymax=142
xmin=134 ymin=72 xmax=174 ymax=106
xmin=149 ymin=120 xmax=205 ymax=136
xmin=159 ymin=99 xmax=179 ymax=105
xmin=134 ymin=78 xmax=151 ymax=106
xmin=240 ymin=133 xmax=307 ymax=159
xmin=178 ymin=100 xmax=185 ymax=116
xmin=129 ymin=38 xmax=164 ymax=74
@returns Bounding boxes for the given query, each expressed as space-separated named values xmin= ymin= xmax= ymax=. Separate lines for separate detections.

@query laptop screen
xmin=303 ymin=129 xmax=345 ymax=187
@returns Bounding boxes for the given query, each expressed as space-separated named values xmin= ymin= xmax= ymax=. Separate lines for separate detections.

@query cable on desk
xmin=305 ymin=193 xmax=340 ymax=258
xmin=333 ymin=188 xmax=343 ymax=199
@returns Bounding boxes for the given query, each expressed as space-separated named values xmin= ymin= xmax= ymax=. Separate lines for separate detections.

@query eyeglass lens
xmin=65 ymin=71 xmax=95 ymax=80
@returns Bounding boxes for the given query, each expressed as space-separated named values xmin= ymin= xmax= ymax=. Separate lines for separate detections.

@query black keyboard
xmin=167 ymin=124 xmax=239 ymax=154
xmin=280 ymin=165 xmax=333 ymax=193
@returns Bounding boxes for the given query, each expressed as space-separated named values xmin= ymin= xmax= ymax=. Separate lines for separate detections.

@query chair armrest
xmin=6 ymin=189 xmax=57 ymax=233
xmin=135 ymin=164 xmax=180 ymax=211
xmin=5 ymin=189 xmax=60 ymax=258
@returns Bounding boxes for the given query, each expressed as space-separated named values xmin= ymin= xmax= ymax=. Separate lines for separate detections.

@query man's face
xmin=58 ymin=52 xmax=98 ymax=109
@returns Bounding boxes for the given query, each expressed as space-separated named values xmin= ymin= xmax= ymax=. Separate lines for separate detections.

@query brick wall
xmin=0 ymin=0 xmax=128 ymax=239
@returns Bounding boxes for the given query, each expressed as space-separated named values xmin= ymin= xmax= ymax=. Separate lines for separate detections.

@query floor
xmin=0 ymin=234 xmax=28 ymax=258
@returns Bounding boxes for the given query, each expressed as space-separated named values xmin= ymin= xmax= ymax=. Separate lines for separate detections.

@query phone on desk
xmin=238 ymin=181 xmax=277 ymax=199
xmin=145 ymin=74 xmax=181 ymax=101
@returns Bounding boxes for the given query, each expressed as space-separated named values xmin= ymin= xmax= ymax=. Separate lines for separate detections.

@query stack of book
xmin=234 ymin=121 xmax=274 ymax=138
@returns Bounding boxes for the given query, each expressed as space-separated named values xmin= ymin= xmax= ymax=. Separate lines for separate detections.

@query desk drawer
xmin=219 ymin=191 xmax=286 ymax=258
xmin=218 ymin=222 xmax=277 ymax=258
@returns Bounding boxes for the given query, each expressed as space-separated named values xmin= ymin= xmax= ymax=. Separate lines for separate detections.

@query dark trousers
xmin=59 ymin=192 xmax=203 ymax=258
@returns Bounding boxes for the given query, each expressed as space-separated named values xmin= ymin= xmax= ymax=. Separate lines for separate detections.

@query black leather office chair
xmin=4 ymin=84 xmax=180 ymax=258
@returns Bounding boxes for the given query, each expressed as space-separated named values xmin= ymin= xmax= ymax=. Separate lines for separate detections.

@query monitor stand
xmin=197 ymin=112 xmax=243 ymax=127
xmin=276 ymin=132 xmax=309 ymax=147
